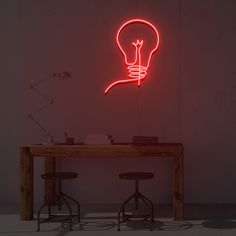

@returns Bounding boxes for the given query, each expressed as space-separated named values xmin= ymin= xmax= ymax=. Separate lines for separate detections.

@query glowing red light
xmin=105 ymin=18 xmax=159 ymax=94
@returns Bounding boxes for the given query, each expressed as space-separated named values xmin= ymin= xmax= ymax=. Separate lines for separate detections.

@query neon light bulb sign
xmin=104 ymin=18 xmax=160 ymax=94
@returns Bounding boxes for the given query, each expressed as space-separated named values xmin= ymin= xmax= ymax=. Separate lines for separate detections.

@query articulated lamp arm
xmin=28 ymin=71 xmax=71 ymax=144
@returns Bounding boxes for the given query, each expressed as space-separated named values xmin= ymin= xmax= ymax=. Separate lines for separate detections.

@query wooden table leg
xmin=173 ymin=149 xmax=184 ymax=220
xmin=20 ymin=147 xmax=33 ymax=220
xmin=44 ymin=157 xmax=56 ymax=204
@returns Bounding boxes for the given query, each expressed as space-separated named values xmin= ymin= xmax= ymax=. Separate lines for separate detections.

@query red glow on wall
xmin=105 ymin=18 xmax=159 ymax=94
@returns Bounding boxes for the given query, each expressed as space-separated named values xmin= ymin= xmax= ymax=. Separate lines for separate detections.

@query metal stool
xmin=37 ymin=172 xmax=80 ymax=231
xmin=118 ymin=172 xmax=154 ymax=231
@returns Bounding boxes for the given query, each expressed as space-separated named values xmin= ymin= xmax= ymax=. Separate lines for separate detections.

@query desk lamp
xmin=28 ymin=71 xmax=71 ymax=144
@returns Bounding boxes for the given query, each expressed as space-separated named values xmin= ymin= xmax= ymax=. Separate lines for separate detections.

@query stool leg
xmin=134 ymin=180 xmax=139 ymax=210
xmin=48 ymin=204 xmax=51 ymax=219
xmin=135 ymin=195 xmax=139 ymax=211
xmin=117 ymin=193 xmax=136 ymax=231
xmin=63 ymin=192 xmax=81 ymax=223
xmin=61 ymin=194 xmax=73 ymax=231
xmin=37 ymin=203 xmax=48 ymax=231
xmin=37 ymin=216 xmax=40 ymax=231
xmin=58 ymin=181 xmax=62 ymax=210
xmin=139 ymin=193 xmax=154 ymax=230
xmin=117 ymin=209 xmax=121 ymax=231
xmin=37 ymin=211 xmax=41 ymax=231
xmin=139 ymin=193 xmax=154 ymax=222
xmin=121 ymin=193 xmax=136 ymax=220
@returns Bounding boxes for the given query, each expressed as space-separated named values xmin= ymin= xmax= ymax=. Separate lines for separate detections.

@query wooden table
xmin=20 ymin=143 xmax=184 ymax=220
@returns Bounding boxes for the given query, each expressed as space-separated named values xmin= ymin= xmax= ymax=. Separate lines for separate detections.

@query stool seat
xmin=119 ymin=172 xmax=154 ymax=180
xmin=41 ymin=172 xmax=78 ymax=180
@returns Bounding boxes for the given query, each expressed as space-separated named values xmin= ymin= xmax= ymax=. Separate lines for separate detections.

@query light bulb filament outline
xmin=105 ymin=18 xmax=159 ymax=94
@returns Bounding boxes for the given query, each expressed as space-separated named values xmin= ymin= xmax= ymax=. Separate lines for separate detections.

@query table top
xmin=22 ymin=143 xmax=183 ymax=158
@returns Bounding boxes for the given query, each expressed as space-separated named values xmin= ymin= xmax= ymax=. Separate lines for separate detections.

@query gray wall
xmin=1 ymin=0 xmax=236 ymax=207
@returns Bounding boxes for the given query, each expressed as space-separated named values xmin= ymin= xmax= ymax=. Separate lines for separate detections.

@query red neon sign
xmin=104 ymin=18 xmax=159 ymax=94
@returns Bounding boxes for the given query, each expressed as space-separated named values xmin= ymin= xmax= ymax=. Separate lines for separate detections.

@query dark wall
xmin=1 ymin=0 xmax=236 ymax=205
